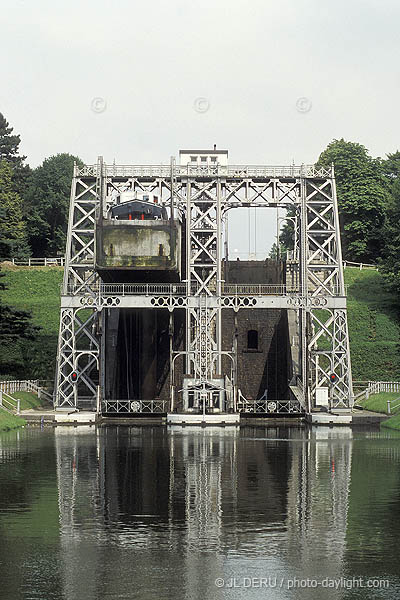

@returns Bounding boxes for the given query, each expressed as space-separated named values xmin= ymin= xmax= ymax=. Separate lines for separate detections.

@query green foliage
xmin=317 ymin=139 xmax=387 ymax=263
xmin=0 ymin=264 xmax=39 ymax=380
xmin=0 ymin=266 xmax=62 ymax=379
xmin=0 ymin=408 xmax=26 ymax=432
xmin=359 ymin=392 xmax=400 ymax=414
xmin=0 ymin=161 xmax=30 ymax=259
xmin=0 ymin=113 xmax=31 ymax=195
xmin=345 ymin=268 xmax=400 ymax=380
xmin=379 ymin=153 xmax=400 ymax=295
xmin=381 ymin=413 xmax=400 ymax=430
xmin=382 ymin=150 xmax=400 ymax=179
xmin=269 ymin=242 xmax=278 ymax=259
xmin=10 ymin=391 xmax=49 ymax=410
xmin=25 ymin=153 xmax=83 ymax=257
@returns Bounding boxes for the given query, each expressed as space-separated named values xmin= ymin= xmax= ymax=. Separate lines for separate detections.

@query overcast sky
xmin=1 ymin=0 xmax=399 ymax=254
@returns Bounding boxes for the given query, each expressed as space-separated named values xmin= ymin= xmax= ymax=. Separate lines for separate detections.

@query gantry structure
xmin=54 ymin=156 xmax=353 ymax=413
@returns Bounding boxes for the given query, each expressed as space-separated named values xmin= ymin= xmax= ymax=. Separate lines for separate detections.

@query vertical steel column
xmin=216 ymin=178 xmax=222 ymax=375
xmin=55 ymin=159 xmax=102 ymax=409
xmin=185 ymin=178 xmax=192 ymax=376
xmin=299 ymin=175 xmax=310 ymax=412
xmin=305 ymin=170 xmax=353 ymax=409
xmin=54 ymin=308 xmax=77 ymax=408
xmin=183 ymin=175 xmax=220 ymax=401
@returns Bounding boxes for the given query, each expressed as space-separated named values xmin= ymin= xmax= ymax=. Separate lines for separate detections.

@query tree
xmin=24 ymin=153 xmax=83 ymax=256
xmin=317 ymin=139 xmax=387 ymax=263
xmin=382 ymin=150 xmax=400 ymax=180
xmin=278 ymin=207 xmax=297 ymax=256
xmin=379 ymin=152 xmax=400 ymax=294
xmin=0 ymin=161 xmax=30 ymax=259
xmin=0 ymin=113 xmax=31 ymax=194
xmin=269 ymin=242 xmax=278 ymax=259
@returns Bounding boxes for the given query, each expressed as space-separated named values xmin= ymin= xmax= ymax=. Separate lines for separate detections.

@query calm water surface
xmin=0 ymin=425 xmax=399 ymax=600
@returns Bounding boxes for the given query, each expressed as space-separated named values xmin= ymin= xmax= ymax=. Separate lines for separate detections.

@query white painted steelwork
xmin=55 ymin=156 xmax=353 ymax=412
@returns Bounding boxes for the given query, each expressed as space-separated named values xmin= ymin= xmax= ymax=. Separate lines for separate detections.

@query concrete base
xmin=167 ymin=412 xmax=240 ymax=426
xmin=306 ymin=409 xmax=389 ymax=426
xmin=54 ymin=411 xmax=97 ymax=425
xmin=306 ymin=412 xmax=352 ymax=425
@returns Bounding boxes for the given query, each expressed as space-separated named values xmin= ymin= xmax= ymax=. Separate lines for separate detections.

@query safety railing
xmin=101 ymin=283 xmax=187 ymax=296
xmin=387 ymin=397 xmax=400 ymax=415
xmin=67 ymin=283 xmax=289 ymax=297
xmin=0 ymin=379 xmax=52 ymax=402
xmin=343 ymin=261 xmax=377 ymax=270
xmin=76 ymin=163 xmax=333 ymax=179
xmin=102 ymin=399 xmax=168 ymax=414
xmin=353 ymin=381 xmax=400 ymax=404
xmin=368 ymin=381 xmax=400 ymax=395
xmin=238 ymin=398 xmax=304 ymax=414
xmin=222 ymin=284 xmax=287 ymax=296
xmin=7 ymin=257 xmax=65 ymax=267
xmin=65 ymin=282 xmax=347 ymax=298
xmin=0 ymin=390 xmax=20 ymax=415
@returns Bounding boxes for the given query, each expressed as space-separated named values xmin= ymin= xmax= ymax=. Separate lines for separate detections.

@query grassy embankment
xmin=357 ymin=390 xmax=400 ymax=429
xmin=360 ymin=392 xmax=400 ymax=413
xmin=345 ymin=267 xmax=400 ymax=381
xmin=0 ymin=265 xmax=63 ymax=381
xmin=359 ymin=390 xmax=400 ymax=430
xmin=345 ymin=268 xmax=400 ymax=429
xmin=0 ymin=392 xmax=46 ymax=432
xmin=0 ymin=409 xmax=26 ymax=432
xmin=381 ymin=414 xmax=400 ymax=430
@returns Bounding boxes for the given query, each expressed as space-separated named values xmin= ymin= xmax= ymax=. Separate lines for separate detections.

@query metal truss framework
xmin=55 ymin=159 xmax=353 ymax=411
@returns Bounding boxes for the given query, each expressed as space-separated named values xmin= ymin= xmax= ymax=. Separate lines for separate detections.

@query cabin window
xmin=201 ymin=156 xmax=207 ymax=163
xmin=190 ymin=156 xmax=197 ymax=163
xmin=210 ymin=157 xmax=217 ymax=163
xmin=247 ymin=329 xmax=258 ymax=350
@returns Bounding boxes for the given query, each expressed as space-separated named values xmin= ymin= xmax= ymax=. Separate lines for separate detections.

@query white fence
xmin=343 ymin=261 xmax=377 ymax=270
xmin=0 ymin=390 xmax=20 ymax=415
xmin=7 ymin=257 xmax=64 ymax=267
xmin=0 ymin=380 xmax=53 ymax=403
xmin=367 ymin=381 xmax=400 ymax=395
xmin=354 ymin=381 xmax=400 ymax=404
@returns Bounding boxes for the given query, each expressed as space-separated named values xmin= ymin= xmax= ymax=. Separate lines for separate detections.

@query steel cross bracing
xmin=55 ymin=157 xmax=103 ymax=408
xmin=300 ymin=174 xmax=353 ymax=409
xmin=55 ymin=158 xmax=353 ymax=410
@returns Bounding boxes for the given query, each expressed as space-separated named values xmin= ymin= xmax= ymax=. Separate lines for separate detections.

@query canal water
xmin=0 ymin=425 xmax=399 ymax=600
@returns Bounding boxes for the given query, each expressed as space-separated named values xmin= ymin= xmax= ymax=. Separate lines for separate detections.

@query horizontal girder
xmin=61 ymin=294 xmax=347 ymax=310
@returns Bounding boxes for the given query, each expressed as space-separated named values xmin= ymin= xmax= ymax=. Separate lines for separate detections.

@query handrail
xmin=0 ymin=391 xmax=20 ymax=415
xmin=343 ymin=261 xmax=377 ymax=270
xmin=0 ymin=380 xmax=52 ymax=402
xmin=64 ymin=282 xmax=347 ymax=298
xmin=75 ymin=163 xmax=333 ymax=179
xmin=7 ymin=257 xmax=64 ymax=267
xmin=353 ymin=381 xmax=400 ymax=405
